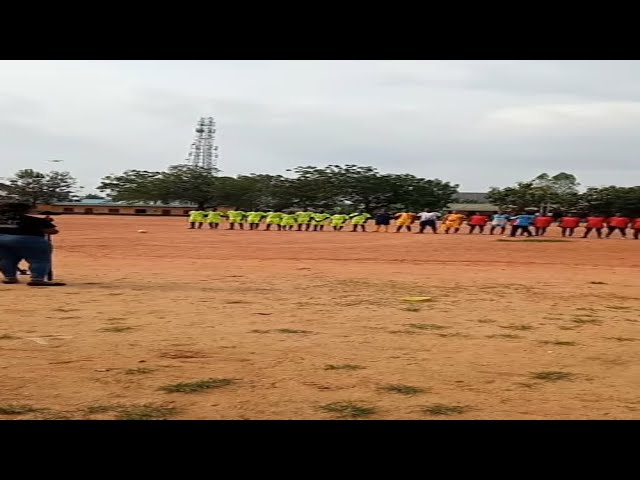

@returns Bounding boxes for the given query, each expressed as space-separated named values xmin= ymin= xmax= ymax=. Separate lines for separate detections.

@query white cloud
xmin=1 ymin=60 xmax=640 ymax=191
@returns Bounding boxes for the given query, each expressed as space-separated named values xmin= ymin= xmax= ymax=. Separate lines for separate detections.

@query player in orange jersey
xmin=582 ymin=214 xmax=606 ymax=239
xmin=606 ymin=213 xmax=631 ymax=239
xmin=534 ymin=214 xmax=554 ymax=237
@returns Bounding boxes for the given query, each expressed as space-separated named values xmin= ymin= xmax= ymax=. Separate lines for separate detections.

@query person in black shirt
xmin=374 ymin=210 xmax=393 ymax=233
xmin=0 ymin=202 xmax=65 ymax=286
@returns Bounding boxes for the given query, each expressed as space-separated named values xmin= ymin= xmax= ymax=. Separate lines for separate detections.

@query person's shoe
xmin=2 ymin=278 xmax=19 ymax=284
xmin=18 ymin=269 xmax=30 ymax=275
xmin=27 ymin=280 xmax=66 ymax=287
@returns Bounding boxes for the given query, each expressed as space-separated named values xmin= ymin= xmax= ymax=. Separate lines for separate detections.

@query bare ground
xmin=1 ymin=216 xmax=639 ymax=420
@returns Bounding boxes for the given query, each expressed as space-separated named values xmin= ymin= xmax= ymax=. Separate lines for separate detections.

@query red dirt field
xmin=1 ymin=215 xmax=639 ymax=420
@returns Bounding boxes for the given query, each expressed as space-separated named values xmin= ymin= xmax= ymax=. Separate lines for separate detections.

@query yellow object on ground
xmin=402 ymin=297 xmax=433 ymax=302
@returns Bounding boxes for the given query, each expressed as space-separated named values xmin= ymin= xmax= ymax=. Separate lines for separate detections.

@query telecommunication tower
xmin=185 ymin=117 xmax=220 ymax=171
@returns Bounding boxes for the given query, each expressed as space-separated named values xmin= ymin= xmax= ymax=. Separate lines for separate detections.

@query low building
xmin=446 ymin=203 xmax=500 ymax=215
xmin=38 ymin=202 xmax=197 ymax=216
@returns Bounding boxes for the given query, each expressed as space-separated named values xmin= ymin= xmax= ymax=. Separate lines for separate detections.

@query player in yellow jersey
xmin=330 ymin=213 xmax=349 ymax=231
xmin=311 ymin=211 xmax=331 ymax=231
xmin=295 ymin=209 xmax=314 ymax=231
xmin=264 ymin=211 xmax=283 ymax=231
xmin=394 ymin=211 xmax=414 ymax=233
xmin=246 ymin=211 xmax=266 ymax=231
xmin=205 ymin=208 xmax=225 ymax=229
xmin=226 ymin=210 xmax=246 ymax=230
xmin=188 ymin=209 xmax=207 ymax=229
xmin=281 ymin=212 xmax=298 ymax=231
xmin=349 ymin=212 xmax=371 ymax=232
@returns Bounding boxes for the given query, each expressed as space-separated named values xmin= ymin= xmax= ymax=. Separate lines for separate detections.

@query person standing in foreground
xmin=582 ymin=214 xmax=606 ymax=239
xmin=295 ymin=209 xmax=314 ymax=231
xmin=559 ymin=214 xmax=581 ymax=237
xmin=467 ymin=212 xmax=489 ymax=234
xmin=606 ymin=213 xmax=630 ymax=239
xmin=374 ymin=210 xmax=393 ymax=233
xmin=534 ymin=213 xmax=554 ymax=237
xmin=246 ymin=210 xmax=266 ymax=231
xmin=280 ymin=212 xmax=298 ymax=231
xmin=0 ymin=202 xmax=65 ymax=286
xmin=509 ymin=212 xmax=535 ymax=237
xmin=416 ymin=209 xmax=439 ymax=234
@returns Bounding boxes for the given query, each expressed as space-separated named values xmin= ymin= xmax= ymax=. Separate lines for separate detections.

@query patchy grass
xmin=605 ymin=337 xmax=639 ymax=342
xmin=99 ymin=326 xmax=135 ymax=333
xmin=324 ymin=364 xmax=365 ymax=371
xmin=403 ymin=304 xmax=422 ymax=312
xmin=558 ymin=325 xmax=579 ymax=331
xmin=605 ymin=305 xmax=632 ymax=311
xmin=380 ymin=384 xmax=426 ymax=396
xmin=486 ymin=334 xmax=522 ymax=339
xmin=588 ymin=281 xmax=608 ymax=285
xmin=406 ymin=323 xmax=449 ymax=331
xmin=538 ymin=340 xmax=578 ymax=346
xmin=33 ymin=409 xmax=74 ymax=420
xmin=116 ymin=404 xmax=178 ymax=420
xmin=530 ymin=371 xmax=576 ymax=382
xmin=500 ymin=324 xmax=534 ymax=331
xmin=84 ymin=404 xmax=123 ymax=415
xmin=435 ymin=332 xmax=469 ymax=338
xmin=497 ymin=238 xmax=571 ymax=243
xmin=225 ymin=300 xmax=249 ymax=304
xmin=160 ymin=378 xmax=235 ymax=393
xmin=421 ymin=404 xmax=469 ymax=416
xmin=477 ymin=319 xmax=497 ymax=324
xmin=251 ymin=328 xmax=312 ymax=334
xmin=124 ymin=367 xmax=156 ymax=375
xmin=0 ymin=404 xmax=38 ymax=415
xmin=319 ymin=402 xmax=376 ymax=419
xmin=571 ymin=317 xmax=602 ymax=325
xmin=0 ymin=333 xmax=17 ymax=340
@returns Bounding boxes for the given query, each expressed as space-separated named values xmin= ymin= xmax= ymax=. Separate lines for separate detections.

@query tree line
xmin=2 ymin=165 xmax=640 ymax=216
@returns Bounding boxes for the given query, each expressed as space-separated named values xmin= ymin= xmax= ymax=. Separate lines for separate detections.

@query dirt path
xmin=1 ymin=216 xmax=638 ymax=419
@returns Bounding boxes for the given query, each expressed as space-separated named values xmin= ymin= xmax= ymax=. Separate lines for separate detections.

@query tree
xmin=531 ymin=172 xmax=581 ymax=211
xmin=486 ymin=181 xmax=548 ymax=211
xmin=98 ymin=165 xmax=219 ymax=209
xmin=580 ymin=186 xmax=640 ymax=217
xmin=5 ymin=169 xmax=79 ymax=205
xmin=82 ymin=193 xmax=106 ymax=200
xmin=487 ymin=172 xmax=581 ymax=212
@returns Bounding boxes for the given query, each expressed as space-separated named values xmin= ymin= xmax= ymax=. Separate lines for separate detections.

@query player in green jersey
xmin=265 ymin=211 xmax=283 ymax=231
xmin=226 ymin=210 xmax=246 ymax=230
xmin=281 ymin=212 xmax=298 ymax=231
xmin=246 ymin=211 xmax=267 ymax=230
xmin=311 ymin=211 xmax=331 ymax=231
xmin=188 ymin=210 xmax=207 ymax=229
xmin=349 ymin=212 xmax=372 ymax=232
xmin=205 ymin=208 xmax=225 ymax=229
xmin=295 ymin=209 xmax=314 ymax=231
xmin=330 ymin=213 xmax=349 ymax=231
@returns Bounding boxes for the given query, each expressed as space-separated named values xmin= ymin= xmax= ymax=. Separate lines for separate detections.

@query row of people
xmin=187 ymin=209 xmax=640 ymax=238
xmin=188 ymin=210 xmax=372 ymax=231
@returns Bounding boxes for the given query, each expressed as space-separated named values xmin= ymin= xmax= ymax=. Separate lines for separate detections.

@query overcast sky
xmin=2 ymin=60 xmax=640 ymax=193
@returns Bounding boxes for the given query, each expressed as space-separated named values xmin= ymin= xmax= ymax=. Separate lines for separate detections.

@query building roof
xmin=455 ymin=192 xmax=489 ymax=202
xmin=447 ymin=203 xmax=499 ymax=211
xmin=47 ymin=202 xmax=195 ymax=208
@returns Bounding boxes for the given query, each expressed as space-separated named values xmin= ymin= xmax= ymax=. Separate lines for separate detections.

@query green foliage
xmin=487 ymin=172 xmax=580 ymax=212
xmin=97 ymin=164 xmax=458 ymax=212
xmin=4 ymin=169 xmax=79 ymax=205
xmin=580 ymin=185 xmax=640 ymax=217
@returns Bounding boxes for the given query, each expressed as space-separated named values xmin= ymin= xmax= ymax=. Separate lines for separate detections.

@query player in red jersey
xmin=582 ymin=214 xmax=606 ymax=239
xmin=606 ymin=213 xmax=631 ymax=239
xmin=467 ymin=213 xmax=489 ymax=234
xmin=633 ymin=217 xmax=640 ymax=240
xmin=534 ymin=214 xmax=554 ymax=237
xmin=559 ymin=214 xmax=581 ymax=237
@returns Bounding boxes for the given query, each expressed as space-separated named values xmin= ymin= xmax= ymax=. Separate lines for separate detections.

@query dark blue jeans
xmin=0 ymin=234 xmax=52 ymax=280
